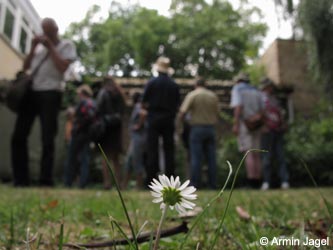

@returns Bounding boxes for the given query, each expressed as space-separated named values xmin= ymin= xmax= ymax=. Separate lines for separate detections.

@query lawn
xmin=0 ymin=185 xmax=332 ymax=250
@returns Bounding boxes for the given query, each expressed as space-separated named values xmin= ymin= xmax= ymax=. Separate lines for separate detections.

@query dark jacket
xmin=142 ymin=73 xmax=180 ymax=121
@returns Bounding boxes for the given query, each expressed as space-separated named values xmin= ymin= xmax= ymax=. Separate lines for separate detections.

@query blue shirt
xmin=230 ymin=82 xmax=263 ymax=119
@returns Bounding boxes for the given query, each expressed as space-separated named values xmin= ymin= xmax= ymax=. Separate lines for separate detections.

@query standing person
xmin=260 ymin=78 xmax=289 ymax=190
xmin=11 ymin=18 xmax=76 ymax=187
xmin=179 ymin=78 xmax=220 ymax=189
xmin=141 ymin=56 xmax=180 ymax=185
xmin=230 ymin=72 xmax=264 ymax=189
xmin=96 ymin=76 xmax=126 ymax=189
xmin=123 ymin=92 xmax=147 ymax=189
xmin=64 ymin=85 xmax=95 ymax=188
xmin=64 ymin=106 xmax=75 ymax=145
xmin=180 ymin=113 xmax=192 ymax=179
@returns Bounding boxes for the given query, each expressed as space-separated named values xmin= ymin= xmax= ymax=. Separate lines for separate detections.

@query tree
xmin=298 ymin=0 xmax=333 ymax=101
xmin=64 ymin=5 xmax=102 ymax=74
xmin=169 ymin=0 xmax=266 ymax=79
xmin=65 ymin=0 xmax=267 ymax=79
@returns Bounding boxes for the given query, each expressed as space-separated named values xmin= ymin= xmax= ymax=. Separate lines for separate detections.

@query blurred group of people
xmin=63 ymin=76 xmax=125 ymax=189
xmin=231 ymin=73 xmax=289 ymax=190
xmin=10 ymin=17 xmax=288 ymax=191
xmin=56 ymin=56 xmax=220 ymax=190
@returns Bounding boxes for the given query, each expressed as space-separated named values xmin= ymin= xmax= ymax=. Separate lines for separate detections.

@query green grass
xmin=0 ymin=185 xmax=332 ymax=249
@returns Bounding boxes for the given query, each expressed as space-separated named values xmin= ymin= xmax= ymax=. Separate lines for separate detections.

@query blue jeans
xmin=261 ymin=131 xmax=289 ymax=183
xmin=64 ymin=133 xmax=91 ymax=188
xmin=190 ymin=125 xmax=217 ymax=189
xmin=125 ymin=132 xmax=146 ymax=175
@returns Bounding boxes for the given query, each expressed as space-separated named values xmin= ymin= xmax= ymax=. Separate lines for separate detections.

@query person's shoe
xmin=281 ymin=182 xmax=290 ymax=189
xmin=261 ymin=182 xmax=269 ymax=191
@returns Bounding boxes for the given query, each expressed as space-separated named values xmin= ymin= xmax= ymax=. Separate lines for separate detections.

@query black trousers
xmin=11 ymin=90 xmax=62 ymax=186
xmin=145 ymin=116 xmax=176 ymax=185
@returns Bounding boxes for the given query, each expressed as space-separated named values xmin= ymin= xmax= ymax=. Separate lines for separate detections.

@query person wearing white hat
xmin=141 ymin=56 xmax=180 ymax=186
xmin=230 ymin=72 xmax=264 ymax=188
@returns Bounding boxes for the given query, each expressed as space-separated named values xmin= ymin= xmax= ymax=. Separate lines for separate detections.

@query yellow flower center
xmin=162 ymin=187 xmax=181 ymax=206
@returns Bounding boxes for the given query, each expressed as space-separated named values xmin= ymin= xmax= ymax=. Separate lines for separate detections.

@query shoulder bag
xmin=6 ymin=53 xmax=49 ymax=113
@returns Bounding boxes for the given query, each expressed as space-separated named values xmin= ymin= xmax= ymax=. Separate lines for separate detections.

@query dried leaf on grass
xmin=306 ymin=218 xmax=333 ymax=239
xmin=40 ymin=200 xmax=59 ymax=211
xmin=235 ymin=206 xmax=251 ymax=221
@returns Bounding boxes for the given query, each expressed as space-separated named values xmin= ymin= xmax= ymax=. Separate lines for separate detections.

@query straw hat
xmin=76 ymin=84 xmax=93 ymax=97
xmin=154 ymin=56 xmax=171 ymax=73
xmin=259 ymin=77 xmax=275 ymax=90
xmin=233 ymin=72 xmax=250 ymax=83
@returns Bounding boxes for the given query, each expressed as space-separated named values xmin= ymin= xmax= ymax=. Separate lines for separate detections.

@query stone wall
xmin=260 ymin=39 xmax=320 ymax=113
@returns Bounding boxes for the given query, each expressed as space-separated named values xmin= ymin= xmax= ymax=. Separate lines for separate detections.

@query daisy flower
xmin=149 ymin=175 xmax=197 ymax=214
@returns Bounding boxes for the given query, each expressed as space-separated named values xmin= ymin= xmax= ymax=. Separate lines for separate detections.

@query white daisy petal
xmin=174 ymin=176 xmax=180 ymax=188
xmin=175 ymin=204 xmax=186 ymax=214
xmin=150 ymin=191 xmax=162 ymax=198
xmin=153 ymin=197 xmax=164 ymax=203
xmin=165 ymin=176 xmax=172 ymax=187
xmin=170 ymin=176 xmax=175 ymax=187
xmin=178 ymin=180 xmax=190 ymax=191
xmin=180 ymin=200 xmax=196 ymax=209
xmin=152 ymin=178 xmax=161 ymax=186
xmin=151 ymin=183 xmax=163 ymax=189
xmin=149 ymin=182 xmax=163 ymax=191
xmin=182 ymin=194 xmax=197 ymax=200
xmin=148 ymin=184 xmax=159 ymax=191
xmin=181 ymin=186 xmax=196 ymax=195
xmin=149 ymin=175 xmax=197 ymax=214
xmin=159 ymin=175 xmax=168 ymax=187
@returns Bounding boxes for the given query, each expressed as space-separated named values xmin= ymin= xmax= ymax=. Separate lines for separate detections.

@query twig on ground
xmin=63 ymin=221 xmax=188 ymax=249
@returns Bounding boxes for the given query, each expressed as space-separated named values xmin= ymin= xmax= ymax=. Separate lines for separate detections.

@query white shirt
xmin=31 ymin=40 xmax=77 ymax=91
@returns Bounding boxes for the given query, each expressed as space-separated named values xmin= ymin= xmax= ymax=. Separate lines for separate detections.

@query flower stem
xmin=98 ymin=144 xmax=138 ymax=249
xmin=153 ymin=205 xmax=168 ymax=250
xmin=209 ymin=149 xmax=264 ymax=249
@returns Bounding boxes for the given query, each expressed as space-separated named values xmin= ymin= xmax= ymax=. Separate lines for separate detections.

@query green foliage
xmin=169 ymin=0 xmax=267 ymax=79
xmin=64 ymin=0 xmax=267 ymax=78
xmin=63 ymin=5 xmax=102 ymax=74
xmin=217 ymin=136 xmax=248 ymax=187
xmin=244 ymin=63 xmax=266 ymax=87
xmin=298 ymin=0 xmax=333 ymax=99
xmin=128 ymin=8 xmax=172 ymax=71
xmin=217 ymin=114 xmax=333 ymax=187
xmin=285 ymin=116 xmax=333 ymax=186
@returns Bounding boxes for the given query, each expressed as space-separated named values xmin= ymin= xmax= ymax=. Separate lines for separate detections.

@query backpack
xmin=264 ymin=97 xmax=283 ymax=131
xmin=244 ymin=112 xmax=264 ymax=131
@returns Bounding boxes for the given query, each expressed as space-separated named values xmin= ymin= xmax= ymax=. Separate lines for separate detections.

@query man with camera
xmin=11 ymin=18 xmax=76 ymax=187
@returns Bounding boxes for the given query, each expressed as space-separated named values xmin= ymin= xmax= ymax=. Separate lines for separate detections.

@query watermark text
xmin=259 ymin=236 xmax=330 ymax=248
